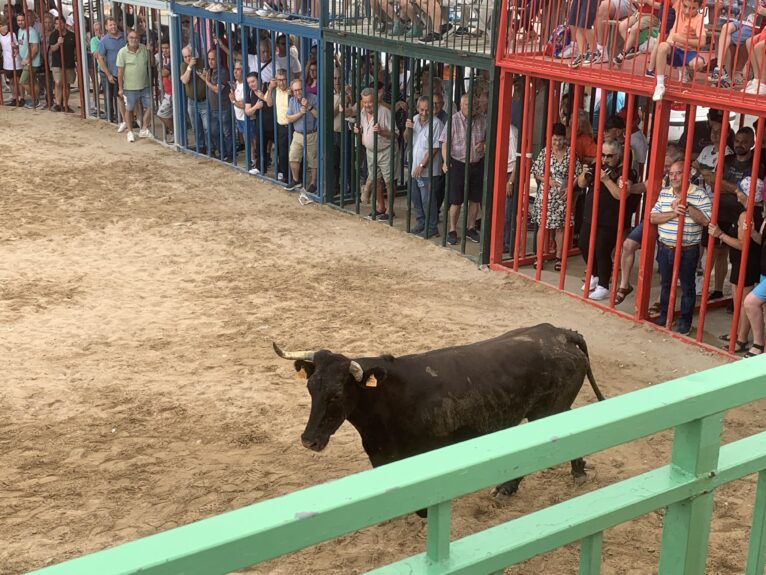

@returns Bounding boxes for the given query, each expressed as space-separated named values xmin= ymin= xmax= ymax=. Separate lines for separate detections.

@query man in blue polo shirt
xmin=96 ymin=17 xmax=127 ymax=129
xmin=285 ymin=78 xmax=318 ymax=193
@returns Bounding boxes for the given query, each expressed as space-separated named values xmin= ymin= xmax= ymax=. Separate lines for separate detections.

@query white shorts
xmin=610 ymin=0 xmax=633 ymax=20
xmin=157 ymin=94 xmax=173 ymax=119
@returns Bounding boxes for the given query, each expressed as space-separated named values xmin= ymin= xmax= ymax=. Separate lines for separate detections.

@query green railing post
xmin=426 ymin=500 xmax=451 ymax=563
xmin=746 ymin=470 xmax=766 ymax=575
xmin=658 ymin=414 xmax=723 ymax=575
xmin=579 ymin=532 xmax=603 ymax=575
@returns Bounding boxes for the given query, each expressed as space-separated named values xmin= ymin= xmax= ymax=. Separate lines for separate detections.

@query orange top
xmin=670 ymin=0 xmax=706 ymax=45
xmin=575 ymin=133 xmax=597 ymax=161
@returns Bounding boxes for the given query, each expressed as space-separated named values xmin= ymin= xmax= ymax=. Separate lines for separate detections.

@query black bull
xmin=273 ymin=323 xmax=605 ymax=498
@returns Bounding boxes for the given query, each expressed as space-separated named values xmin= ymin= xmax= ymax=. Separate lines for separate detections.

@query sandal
xmin=744 ymin=344 xmax=765 ymax=358
xmin=649 ymin=301 xmax=662 ymax=315
xmin=614 ymin=285 xmax=633 ymax=305
xmin=554 ymin=258 xmax=562 ymax=271
xmin=718 ymin=335 xmax=749 ymax=353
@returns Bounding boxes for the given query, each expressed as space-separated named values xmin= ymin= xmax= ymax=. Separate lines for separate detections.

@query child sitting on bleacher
xmin=646 ymin=0 xmax=706 ymax=101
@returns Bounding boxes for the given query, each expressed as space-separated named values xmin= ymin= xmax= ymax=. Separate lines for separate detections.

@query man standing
xmin=265 ymin=68 xmax=291 ymax=181
xmin=355 ymin=87 xmax=397 ymax=221
xmin=199 ymin=48 xmax=232 ymax=162
xmin=16 ymin=12 xmax=40 ymax=109
xmin=285 ymin=79 xmax=318 ymax=193
xmin=180 ymin=46 xmax=208 ymax=153
xmin=404 ymin=95 xmax=444 ymax=238
xmin=97 ymin=17 xmax=126 ymax=128
xmin=117 ymin=29 xmax=151 ymax=143
xmin=440 ymin=93 xmax=487 ymax=245
xmin=650 ymin=159 xmax=712 ymax=335
xmin=49 ymin=16 xmax=76 ymax=112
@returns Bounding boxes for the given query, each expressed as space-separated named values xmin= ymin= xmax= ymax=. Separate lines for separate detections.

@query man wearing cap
xmin=49 ymin=15 xmax=76 ymax=112
xmin=650 ymin=158 xmax=712 ymax=335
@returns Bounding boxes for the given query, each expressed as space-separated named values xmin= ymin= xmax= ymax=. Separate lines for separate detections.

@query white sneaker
xmin=117 ymin=122 xmax=127 ymax=133
xmin=138 ymin=128 xmax=151 ymax=138
xmin=652 ymin=84 xmax=665 ymax=102
xmin=589 ymin=285 xmax=610 ymax=301
xmin=745 ymin=79 xmax=766 ymax=94
xmin=583 ymin=275 xmax=599 ymax=291
xmin=127 ymin=131 xmax=135 ymax=143
xmin=277 ymin=172 xmax=284 ymax=182
xmin=248 ymin=168 xmax=260 ymax=175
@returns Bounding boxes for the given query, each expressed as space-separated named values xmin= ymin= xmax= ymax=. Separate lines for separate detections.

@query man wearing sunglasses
xmin=577 ymin=140 xmax=637 ymax=301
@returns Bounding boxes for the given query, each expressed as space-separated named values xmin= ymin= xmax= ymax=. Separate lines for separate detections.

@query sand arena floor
xmin=0 ymin=108 xmax=762 ymax=574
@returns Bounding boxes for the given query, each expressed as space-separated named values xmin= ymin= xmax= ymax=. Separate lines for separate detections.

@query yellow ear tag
xmin=365 ymin=375 xmax=378 ymax=388
xmin=296 ymin=368 xmax=308 ymax=380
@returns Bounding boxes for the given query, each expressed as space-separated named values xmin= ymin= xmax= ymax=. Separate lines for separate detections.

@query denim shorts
xmin=123 ymin=87 xmax=151 ymax=112
xmin=727 ymin=21 xmax=754 ymax=45
xmin=627 ymin=221 xmax=644 ymax=244
xmin=753 ymin=275 xmax=766 ymax=301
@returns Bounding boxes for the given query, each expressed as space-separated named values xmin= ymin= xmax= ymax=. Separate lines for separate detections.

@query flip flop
xmin=614 ymin=285 xmax=633 ymax=305
xmin=744 ymin=344 xmax=765 ymax=358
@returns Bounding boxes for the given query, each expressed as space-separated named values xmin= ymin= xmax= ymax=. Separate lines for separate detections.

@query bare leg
xmin=448 ymin=203 xmax=460 ymax=233
xmin=716 ymin=23 xmax=734 ymax=74
xmin=468 ymin=200 xmax=480 ymax=230
xmin=737 ymin=285 xmax=754 ymax=343
xmin=655 ymin=41 xmax=671 ymax=76
xmin=745 ymin=291 xmax=766 ymax=350
xmin=555 ymin=227 xmax=565 ymax=258
xmin=620 ymin=238 xmax=639 ymax=289
xmin=290 ymin=160 xmax=301 ymax=184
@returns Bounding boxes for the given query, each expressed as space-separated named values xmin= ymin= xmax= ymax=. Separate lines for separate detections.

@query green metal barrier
xmin=29 ymin=356 xmax=766 ymax=575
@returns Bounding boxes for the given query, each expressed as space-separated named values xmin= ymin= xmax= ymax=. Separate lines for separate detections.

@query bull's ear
xmin=294 ymin=360 xmax=315 ymax=380
xmin=360 ymin=367 xmax=388 ymax=388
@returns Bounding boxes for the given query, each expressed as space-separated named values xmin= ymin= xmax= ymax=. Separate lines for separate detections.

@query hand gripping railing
xmin=29 ymin=356 xmax=766 ymax=575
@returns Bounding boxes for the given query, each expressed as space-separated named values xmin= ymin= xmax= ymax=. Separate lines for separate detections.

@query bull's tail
xmin=566 ymin=329 xmax=605 ymax=401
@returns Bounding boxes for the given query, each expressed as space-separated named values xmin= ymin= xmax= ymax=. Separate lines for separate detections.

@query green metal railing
xmin=29 ymin=356 xmax=766 ymax=575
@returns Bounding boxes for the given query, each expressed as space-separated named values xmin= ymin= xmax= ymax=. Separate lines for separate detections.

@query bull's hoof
xmin=572 ymin=473 xmax=587 ymax=487
xmin=490 ymin=483 xmax=519 ymax=498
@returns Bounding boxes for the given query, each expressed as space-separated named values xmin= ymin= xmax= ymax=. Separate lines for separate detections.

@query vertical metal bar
xmin=388 ymin=54 xmax=398 ymax=226
xmin=579 ymin=532 xmax=603 ymax=575
xmin=425 ymin=500 xmax=451 ymax=563
xmin=490 ymin=69 xmax=512 ymax=265
xmin=636 ymin=101 xmax=670 ymax=321
xmin=169 ymin=13 xmax=181 ymax=147
xmin=513 ymin=76 xmax=533 ymax=270
xmin=478 ymin=65 xmax=497 ymax=265
xmin=441 ymin=66 xmax=455 ymax=248
xmin=658 ymin=414 xmax=723 ymax=575
xmin=745 ymin=471 xmax=766 ymax=575
xmin=535 ymin=79 xmax=556 ymax=280
xmin=73 ymin=0 xmax=86 ymax=116
xmin=559 ymin=84 xmax=583 ymax=289
xmin=583 ymin=90 xmax=608 ymax=298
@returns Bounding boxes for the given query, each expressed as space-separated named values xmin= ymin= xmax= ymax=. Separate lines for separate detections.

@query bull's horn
xmin=349 ymin=361 xmax=364 ymax=382
xmin=273 ymin=342 xmax=315 ymax=362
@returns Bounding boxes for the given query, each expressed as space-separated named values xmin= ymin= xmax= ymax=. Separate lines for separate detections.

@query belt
xmin=297 ymin=130 xmax=317 ymax=134
xmin=658 ymin=240 xmax=698 ymax=251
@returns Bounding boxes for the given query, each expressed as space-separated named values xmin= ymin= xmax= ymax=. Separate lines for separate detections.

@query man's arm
xmin=117 ymin=65 xmax=124 ymax=95
xmin=285 ymin=102 xmax=303 ymax=123
xmin=650 ymin=210 xmax=676 ymax=224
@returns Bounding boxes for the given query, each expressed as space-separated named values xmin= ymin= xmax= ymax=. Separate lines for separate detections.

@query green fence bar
xmin=746 ymin=470 xmax=766 ymax=575
xmin=579 ymin=532 xmax=603 ymax=575
xmin=28 ymin=357 xmax=766 ymax=575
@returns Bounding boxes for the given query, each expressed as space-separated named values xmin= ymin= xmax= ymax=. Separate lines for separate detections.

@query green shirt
xmin=116 ymin=44 xmax=149 ymax=91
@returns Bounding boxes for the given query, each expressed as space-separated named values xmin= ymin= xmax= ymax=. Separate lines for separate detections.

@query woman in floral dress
xmin=531 ymin=122 xmax=582 ymax=269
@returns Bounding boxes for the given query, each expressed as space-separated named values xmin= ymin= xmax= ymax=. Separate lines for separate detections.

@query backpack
xmin=545 ymin=25 xmax=571 ymax=58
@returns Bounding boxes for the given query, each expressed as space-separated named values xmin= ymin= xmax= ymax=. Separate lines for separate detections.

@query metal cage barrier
xmin=490 ymin=72 xmax=766 ymax=354
xmin=323 ymin=40 xmax=498 ymax=261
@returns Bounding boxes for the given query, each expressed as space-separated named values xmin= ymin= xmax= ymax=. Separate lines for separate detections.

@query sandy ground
xmin=0 ymin=108 xmax=763 ymax=575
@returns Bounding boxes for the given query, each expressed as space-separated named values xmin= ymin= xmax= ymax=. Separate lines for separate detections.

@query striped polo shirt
xmin=651 ymin=184 xmax=712 ymax=247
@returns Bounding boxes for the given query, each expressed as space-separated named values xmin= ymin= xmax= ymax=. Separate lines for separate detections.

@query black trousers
xmin=578 ymin=220 xmax=618 ymax=289
xmin=277 ymin=124 xmax=289 ymax=180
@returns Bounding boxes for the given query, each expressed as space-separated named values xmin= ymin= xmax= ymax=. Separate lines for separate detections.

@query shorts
xmin=366 ymin=147 xmax=393 ymax=184
xmin=19 ymin=66 xmax=35 ymax=86
xmin=627 ymin=221 xmax=644 ymax=244
xmin=567 ymin=0 xmax=598 ymax=28
xmin=236 ymin=118 xmax=257 ymax=136
xmin=3 ymin=69 xmax=19 ymax=81
xmin=289 ymin=131 xmax=318 ymax=168
xmin=669 ymin=47 xmax=700 ymax=67
xmin=448 ymin=159 xmax=484 ymax=205
xmin=725 ymin=21 xmax=754 ymax=45
xmin=123 ymin=87 xmax=151 ymax=112
xmin=753 ymin=275 xmax=766 ymax=301
xmin=609 ymin=0 xmax=633 ymax=20
xmin=627 ymin=12 xmax=659 ymax=31
xmin=157 ymin=94 xmax=173 ymax=119
xmin=52 ymin=67 xmax=75 ymax=84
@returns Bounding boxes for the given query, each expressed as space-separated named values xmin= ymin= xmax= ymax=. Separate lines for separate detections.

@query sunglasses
xmin=601 ymin=153 xmax=617 ymax=159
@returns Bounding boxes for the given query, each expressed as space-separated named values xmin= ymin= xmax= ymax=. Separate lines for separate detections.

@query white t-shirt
xmin=0 ymin=31 xmax=21 ymax=71
xmin=507 ymin=124 xmax=519 ymax=173
xmin=275 ymin=48 xmax=301 ymax=77
xmin=234 ymin=81 xmax=245 ymax=121
xmin=631 ymin=130 xmax=649 ymax=165
xmin=697 ymin=143 xmax=733 ymax=170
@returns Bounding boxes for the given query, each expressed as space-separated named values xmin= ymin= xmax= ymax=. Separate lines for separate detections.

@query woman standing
xmin=305 ymin=59 xmax=318 ymax=96
xmin=531 ymin=122 xmax=581 ymax=270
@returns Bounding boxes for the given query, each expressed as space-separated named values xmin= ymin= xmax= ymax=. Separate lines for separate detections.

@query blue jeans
xmin=412 ymin=175 xmax=440 ymax=234
xmin=656 ymin=243 xmax=699 ymax=328
xmin=187 ymin=99 xmax=209 ymax=150
xmin=210 ymin=107 xmax=233 ymax=159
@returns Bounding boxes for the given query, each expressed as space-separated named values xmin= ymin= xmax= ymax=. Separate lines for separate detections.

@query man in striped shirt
xmin=650 ymin=159 xmax=712 ymax=335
